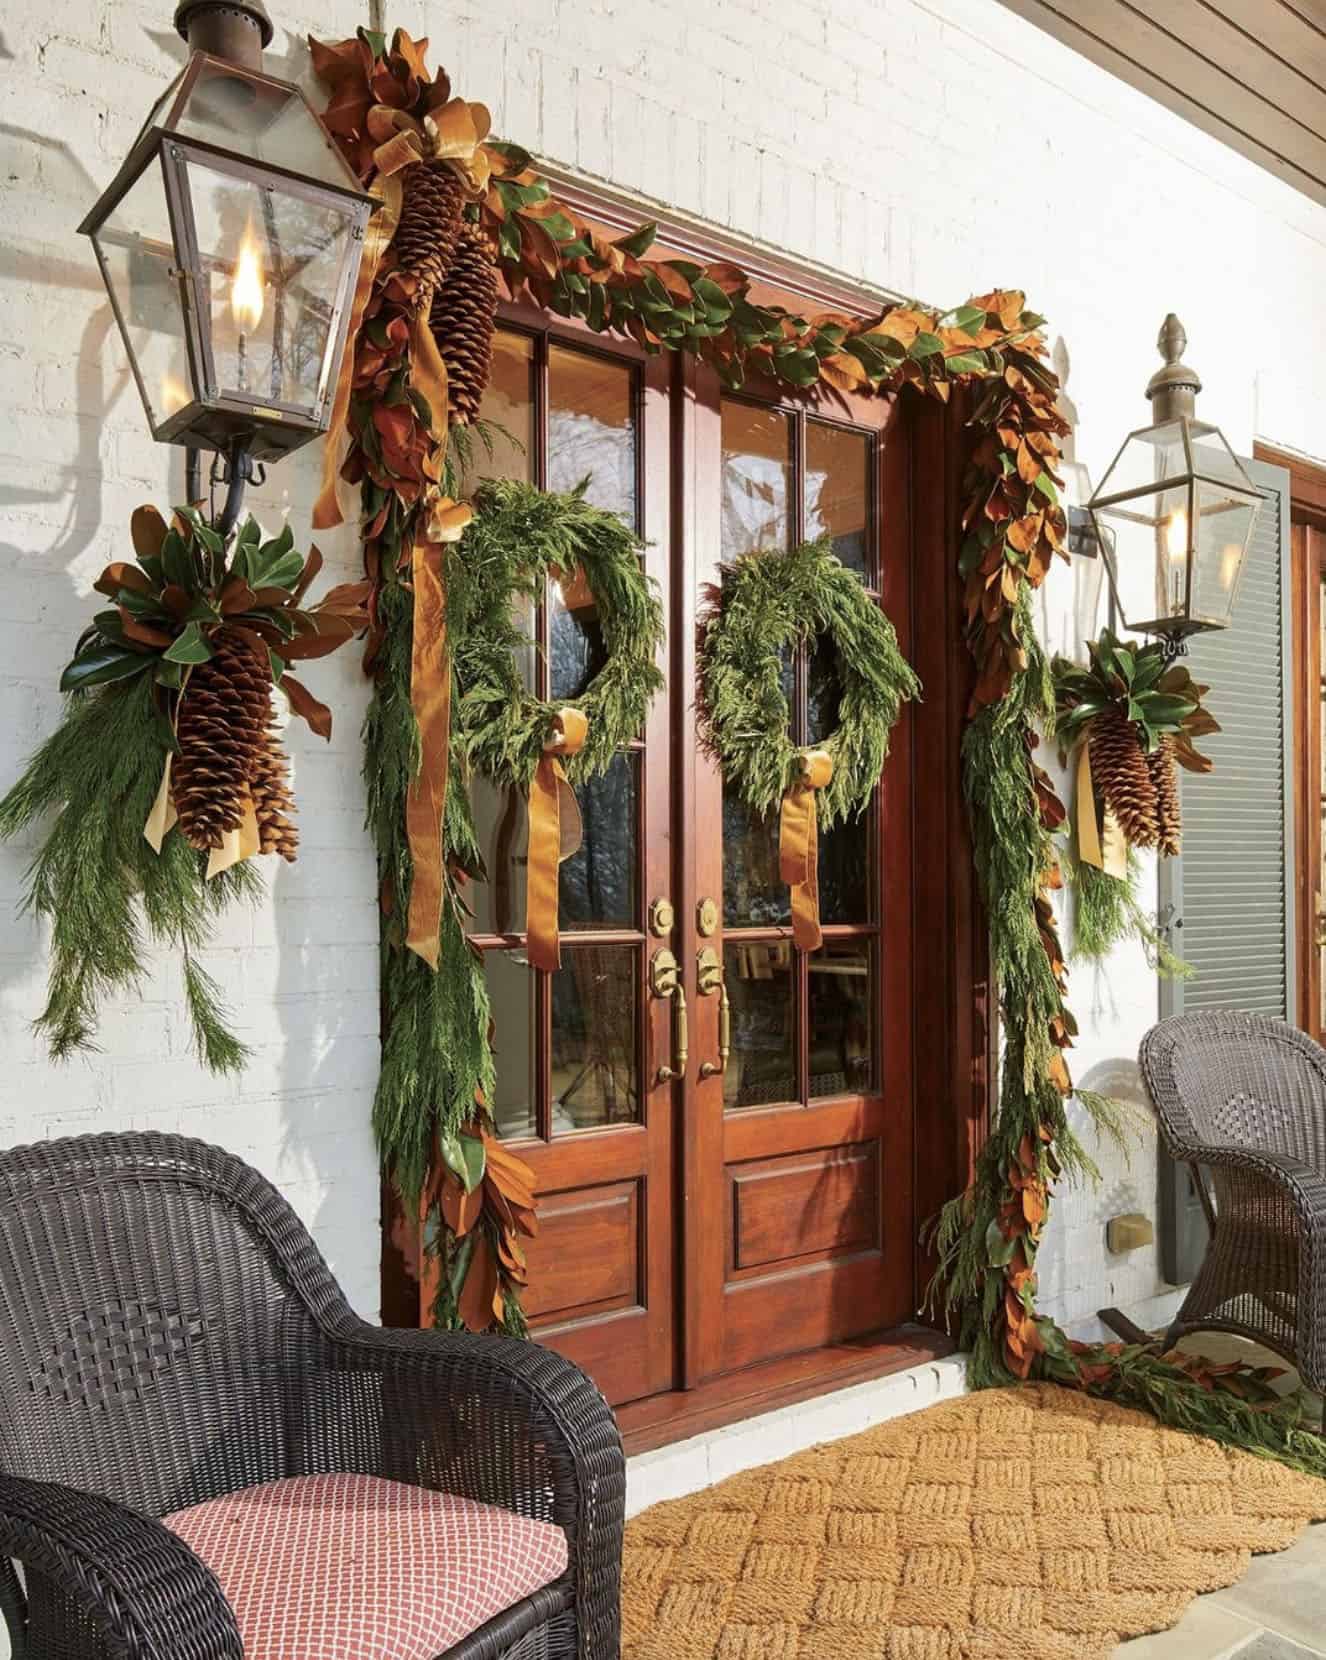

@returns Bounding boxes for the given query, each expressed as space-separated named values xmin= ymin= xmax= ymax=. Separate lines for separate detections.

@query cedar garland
xmin=315 ymin=25 xmax=1326 ymax=1466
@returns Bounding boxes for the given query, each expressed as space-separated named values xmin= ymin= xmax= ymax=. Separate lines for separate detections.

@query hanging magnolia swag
xmin=0 ymin=505 xmax=365 ymax=1071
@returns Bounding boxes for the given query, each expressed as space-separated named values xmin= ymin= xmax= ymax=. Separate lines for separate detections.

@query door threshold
xmin=616 ymin=1323 xmax=956 ymax=1456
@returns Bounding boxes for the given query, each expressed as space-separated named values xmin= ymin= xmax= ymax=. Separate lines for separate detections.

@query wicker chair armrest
xmin=325 ymin=1318 xmax=624 ymax=1659
xmin=1178 ymin=1142 xmax=1326 ymax=1221
xmin=0 ymin=1472 xmax=242 ymax=1660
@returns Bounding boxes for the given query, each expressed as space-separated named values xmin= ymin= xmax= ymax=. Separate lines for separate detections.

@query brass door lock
xmin=649 ymin=897 xmax=675 ymax=937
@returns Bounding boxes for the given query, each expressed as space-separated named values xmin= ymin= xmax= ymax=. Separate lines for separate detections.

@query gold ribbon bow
xmin=403 ymin=496 xmax=473 ymax=969
xmin=779 ymin=748 xmax=833 ymax=952
xmin=526 ymin=708 xmax=588 ymax=971
xmin=1074 ymin=742 xmax=1127 ymax=879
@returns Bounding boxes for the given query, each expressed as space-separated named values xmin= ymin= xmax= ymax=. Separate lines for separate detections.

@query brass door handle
xmin=700 ymin=982 xmax=731 ymax=1079
xmin=657 ymin=983 xmax=688 ymax=1083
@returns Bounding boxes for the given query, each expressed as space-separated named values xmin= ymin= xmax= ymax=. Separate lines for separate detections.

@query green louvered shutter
xmin=1157 ymin=458 xmax=1295 ymax=1282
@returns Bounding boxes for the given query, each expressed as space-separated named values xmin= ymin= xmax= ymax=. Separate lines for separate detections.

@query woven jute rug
xmin=622 ymin=1382 xmax=1326 ymax=1659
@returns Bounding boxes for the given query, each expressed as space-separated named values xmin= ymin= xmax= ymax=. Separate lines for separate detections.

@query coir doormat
xmin=622 ymin=1381 xmax=1326 ymax=1659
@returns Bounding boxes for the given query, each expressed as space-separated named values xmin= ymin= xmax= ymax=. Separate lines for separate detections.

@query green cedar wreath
xmin=697 ymin=535 xmax=920 ymax=825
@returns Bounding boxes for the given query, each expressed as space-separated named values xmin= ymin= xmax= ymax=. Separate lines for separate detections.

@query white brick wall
xmin=4 ymin=0 xmax=1326 ymax=1398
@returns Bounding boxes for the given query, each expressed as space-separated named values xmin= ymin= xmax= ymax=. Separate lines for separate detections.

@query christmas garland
xmin=0 ymin=507 xmax=365 ymax=1070
xmin=696 ymin=535 xmax=920 ymax=948
xmin=310 ymin=24 xmax=1326 ymax=1472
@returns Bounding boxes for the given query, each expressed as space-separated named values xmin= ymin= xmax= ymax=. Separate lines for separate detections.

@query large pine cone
xmin=173 ymin=635 xmax=270 ymax=850
xmin=1148 ymin=736 xmax=1182 ymax=857
xmin=250 ymin=728 xmax=299 ymax=862
xmin=393 ymin=162 xmax=466 ymax=308
xmin=1089 ymin=709 xmax=1160 ymax=851
xmin=430 ymin=221 xmax=499 ymax=426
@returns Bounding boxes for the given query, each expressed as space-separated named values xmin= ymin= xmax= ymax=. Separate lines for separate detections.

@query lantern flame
xmin=1163 ymin=508 xmax=1188 ymax=561
xmin=230 ymin=221 xmax=265 ymax=332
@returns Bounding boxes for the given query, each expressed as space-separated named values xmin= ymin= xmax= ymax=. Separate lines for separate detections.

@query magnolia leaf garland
xmin=0 ymin=507 xmax=366 ymax=1071
xmin=696 ymin=536 xmax=920 ymax=947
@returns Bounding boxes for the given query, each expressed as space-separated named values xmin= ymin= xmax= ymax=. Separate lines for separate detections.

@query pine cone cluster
xmin=394 ymin=162 xmax=467 ymax=308
xmin=173 ymin=635 xmax=272 ymax=850
xmin=251 ymin=728 xmax=299 ymax=861
xmin=1149 ymin=736 xmax=1182 ymax=857
xmin=1088 ymin=709 xmax=1183 ymax=855
xmin=430 ymin=221 xmax=499 ymax=426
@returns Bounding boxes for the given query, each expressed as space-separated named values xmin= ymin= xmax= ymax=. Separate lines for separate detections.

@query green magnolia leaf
xmin=267 ymin=647 xmax=285 ymax=685
xmin=251 ymin=548 xmax=304 ymax=592
xmin=160 ymin=530 xmax=196 ymax=592
xmin=537 ymin=210 xmax=578 ymax=244
xmin=952 ymin=304 xmax=988 ymax=331
xmin=154 ymin=658 xmax=185 ymax=689
xmin=614 ymin=222 xmax=658 ymax=258
xmin=943 ymin=351 xmax=987 ymax=374
xmin=910 ymin=331 xmax=945 ymax=358
xmin=1140 ymin=693 xmax=1199 ymax=726
xmin=985 ymin=1217 xmax=1017 ymax=1267
xmin=1034 ymin=471 xmax=1060 ymax=504
xmin=457 ymin=1132 xmax=487 ymax=1194
xmin=59 ymin=645 xmax=153 ymax=692
xmin=162 ymin=619 xmax=215 ymax=665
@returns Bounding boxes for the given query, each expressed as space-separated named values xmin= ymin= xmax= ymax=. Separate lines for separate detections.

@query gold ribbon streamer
xmin=1075 ymin=742 xmax=1127 ymax=879
xmin=404 ymin=535 xmax=452 ymax=967
xmin=312 ymin=170 xmax=403 ymax=532
xmin=526 ymin=708 xmax=588 ymax=971
xmin=142 ymin=752 xmax=260 ymax=879
xmin=779 ymin=749 xmax=833 ymax=952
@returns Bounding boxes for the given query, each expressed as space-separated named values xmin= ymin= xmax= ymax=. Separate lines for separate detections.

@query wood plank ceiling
xmin=995 ymin=0 xmax=1326 ymax=209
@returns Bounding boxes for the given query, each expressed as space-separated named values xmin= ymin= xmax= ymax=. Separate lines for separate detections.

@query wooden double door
xmin=460 ymin=306 xmax=919 ymax=1409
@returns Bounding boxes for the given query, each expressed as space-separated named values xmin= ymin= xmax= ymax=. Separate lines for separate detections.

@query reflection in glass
xmin=486 ymin=950 xmax=537 ymax=1139
xmin=819 ymin=815 xmax=869 ymax=925
xmin=806 ymin=420 xmax=871 ymax=579
xmin=809 ymin=940 xmax=874 ymax=1098
xmin=468 ymin=772 xmax=527 ymax=936
xmin=560 ymin=751 xmax=638 ymax=930
xmin=548 ymin=345 xmax=636 ymax=522
xmin=723 ymin=943 xmax=796 ymax=1109
xmin=469 ymin=752 xmax=639 ymax=935
xmin=807 ymin=632 xmax=842 ymax=744
xmin=474 ymin=328 xmax=535 ymax=486
xmin=722 ymin=797 xmax=789 ymax=928
xmin=722 ymin=401 xmax=792 ymax=557
xmin=552 ymin=947 xmax=639 ymax=1130
xmin=550 ymin=564 xmax=608 ymax=700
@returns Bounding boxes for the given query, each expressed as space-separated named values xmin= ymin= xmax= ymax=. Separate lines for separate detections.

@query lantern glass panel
xmin=1091 ymin=480 xmax=1191 ymax=625
xmin=91 ymin=157 xmax=194 ymax=432
xmin=1093 ymin=418 xmax=1188 ymax=500
xmin=1193 ymin=479 xmax=1257 ymax=626
xmin=180 ymin=152 xmax=358 ymax=414
xmin=172 ymin=59 xmax=352 ymax=189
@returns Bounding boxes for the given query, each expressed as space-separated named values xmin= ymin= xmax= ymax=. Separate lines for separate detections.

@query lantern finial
xmin=1145 ymin=312 xmax=1201 ymax=422
xmin=174 ymin=0 xmax=273 ymax=70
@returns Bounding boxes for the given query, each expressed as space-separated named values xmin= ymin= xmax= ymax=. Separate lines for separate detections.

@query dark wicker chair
xmin=1140 ymin=1010 xmax=1326 ymax=1393
xmin=0 ymin=1132 xmax=625 ymax=1660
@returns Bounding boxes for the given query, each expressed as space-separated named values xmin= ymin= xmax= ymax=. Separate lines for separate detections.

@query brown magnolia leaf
xmin=131 ymin=504 xmax=169 ymax=561
xmin=292 ymin=543 xmax=324 ymax=603
xmin=119 ymin=611 xmax=173 ymax=649
xmin=281 ymin=674 xmax=333 ymax=740
xmin=94 ymin=561 xmax=154 ymax=600
xmin=219 ymin=579 xmax=258 ymax=615
xmin=1016 ymin=439 xmax=1041 ymax=485
xmin=458 ymin=1231 xmax=500 ymax=1332
xmin=160 ymin=584 xmax=192 ymax=617
xmin=278 ymin=613 xmax=356 ymax=660
xmin=819 ymin=351 xmax=868 ymax=391
xmin=440 ymin=1173 xmax=482 ymax=1238
xmin=518 ymin=213 xmax=562 ymax=280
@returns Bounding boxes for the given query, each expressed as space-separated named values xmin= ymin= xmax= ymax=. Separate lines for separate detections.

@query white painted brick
xmin=4 ymin=0 xmax=1326 ymax=1427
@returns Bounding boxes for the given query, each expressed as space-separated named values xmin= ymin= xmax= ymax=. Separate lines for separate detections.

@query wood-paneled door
xmin=681 ymin=370 xmax=916 ymax=1383
xmin=387 ymin=269 xmax=952 ymax=1413
xmin=463 ymin=317 xmax=678 ymax=1406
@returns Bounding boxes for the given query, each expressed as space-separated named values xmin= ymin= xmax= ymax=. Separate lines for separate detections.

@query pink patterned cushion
xmin=163 ymin=1472 xmax=568 ymax=1660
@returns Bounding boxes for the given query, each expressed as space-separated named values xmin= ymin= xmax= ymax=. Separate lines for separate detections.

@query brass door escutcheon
xmin=652 ymin=948 xmax=687 ymax=1083
xmin=696 ymin=896 xmax=718 ymax=937
xmin=697 ymin=946 xmax=722 ymax=996
xmin=649 ymin=897 xmax=675 ymax=937
xmin=649 ymin=947 xmax=679 ymax=998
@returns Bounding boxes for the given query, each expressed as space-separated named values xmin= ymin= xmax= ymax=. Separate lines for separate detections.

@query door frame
xmin=379 ymin=188 xmax=989 ymax=1412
